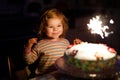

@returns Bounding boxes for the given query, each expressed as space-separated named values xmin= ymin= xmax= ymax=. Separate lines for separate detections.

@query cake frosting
xmin=64 ymin=42 xmax=117 ymax=72
xmin=65 ymin=42 xmax=116 ymax=60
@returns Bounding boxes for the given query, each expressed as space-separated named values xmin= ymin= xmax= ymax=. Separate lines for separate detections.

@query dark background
xmin=0 ymin=0 xmax=120 ymax=79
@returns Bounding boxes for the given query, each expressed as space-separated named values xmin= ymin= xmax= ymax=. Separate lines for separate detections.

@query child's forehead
xmin=47 ymin=17 xmax=62 ymax=22
xmin=47 ymin=18 xmax=62 ymax=24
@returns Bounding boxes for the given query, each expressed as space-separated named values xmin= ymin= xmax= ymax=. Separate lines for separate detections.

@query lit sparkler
xmin=87 ymin=15 xmax=114 ymax=39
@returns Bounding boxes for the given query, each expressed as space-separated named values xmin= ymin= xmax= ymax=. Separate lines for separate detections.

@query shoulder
xmin=61 ymin=38 xmax=69 ymax=42
xmin=65 ymin=39 xmax=69 ymax=42
xmin=60 ymin=38 xmax=70 ymax=44
xmin=38 ymin=39 xmax=46 ymax=43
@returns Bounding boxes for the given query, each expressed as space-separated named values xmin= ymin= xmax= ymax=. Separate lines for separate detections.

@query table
xmin=29 ymin=56 xmax=120 ymax=80
xmin=55 ymin=56 xmax=120 ymax=80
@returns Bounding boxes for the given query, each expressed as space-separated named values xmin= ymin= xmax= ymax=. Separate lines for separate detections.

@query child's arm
xmin=24 ymin=38 xmax=38 ymax=54
xmin=24 ymin=38 xmax=38 ymax=64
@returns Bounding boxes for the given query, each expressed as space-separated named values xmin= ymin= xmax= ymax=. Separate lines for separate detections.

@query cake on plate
xmin=64 ymin=42 xmax=117 ymax=72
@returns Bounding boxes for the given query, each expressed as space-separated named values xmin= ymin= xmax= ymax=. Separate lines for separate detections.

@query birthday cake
xmin=64 ymin=42 xmax=117 ymax=72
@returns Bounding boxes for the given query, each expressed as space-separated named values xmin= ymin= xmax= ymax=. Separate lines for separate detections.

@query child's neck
xmin=45 ymin=38 xmax=61 ymax=42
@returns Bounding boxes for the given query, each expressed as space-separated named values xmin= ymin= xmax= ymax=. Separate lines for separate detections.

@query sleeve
xmin=64 ymin=38 xmax=70 ymax=47
xmin=24 ymin=45 xmax=39 ymax=65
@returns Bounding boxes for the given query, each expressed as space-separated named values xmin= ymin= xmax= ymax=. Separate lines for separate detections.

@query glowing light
xmin=110 ymin=19 xmax=114 ymax=24
xmin=87 ymin=15 xmax=114 ymax=39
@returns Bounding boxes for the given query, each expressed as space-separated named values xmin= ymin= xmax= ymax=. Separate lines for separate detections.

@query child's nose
xmin=53 ymin=27 xmax=58 ymax=31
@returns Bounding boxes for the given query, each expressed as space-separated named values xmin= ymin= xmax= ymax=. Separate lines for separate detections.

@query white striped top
xmin=24 ymin=38 xmax=70 ymax=75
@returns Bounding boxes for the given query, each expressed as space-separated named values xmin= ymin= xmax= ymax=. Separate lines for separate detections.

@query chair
xmin=7 ymin=56 xmax=28 ymax=80
xmin=7 ymin=56 xmax=15 ymax=80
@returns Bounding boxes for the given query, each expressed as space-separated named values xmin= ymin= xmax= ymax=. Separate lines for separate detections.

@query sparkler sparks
xmin=87 ymin=15 xmax=114 ymax=39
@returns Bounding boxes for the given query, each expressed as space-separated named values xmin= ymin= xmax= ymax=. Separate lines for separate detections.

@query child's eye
xmin=58 ymin=25 xmax=62 ymax=27
xmin=48 ymin=26 xmax=53 ymax=28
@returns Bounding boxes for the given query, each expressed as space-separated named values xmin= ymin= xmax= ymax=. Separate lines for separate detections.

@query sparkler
xmin=87 ymin=15 xmax=114 ymax=39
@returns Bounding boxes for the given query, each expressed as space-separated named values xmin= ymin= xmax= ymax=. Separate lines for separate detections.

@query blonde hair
xmin=38 ymin=8 xmax=69 ymax=39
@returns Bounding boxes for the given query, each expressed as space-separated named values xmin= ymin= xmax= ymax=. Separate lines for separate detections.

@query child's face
xmin=45 ymin=18 xmax=63 ymax=39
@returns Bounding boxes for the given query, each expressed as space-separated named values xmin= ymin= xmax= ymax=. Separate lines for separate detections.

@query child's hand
xmin=28 ymin=38 xmax=38 ymax=44
xmin=26 ymin=38 xmax=38 ymax=48
xmin=73 ymin=38 xmax=82 ymax=45
xmin=67 ymin=38 xmax=82 ymax=49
